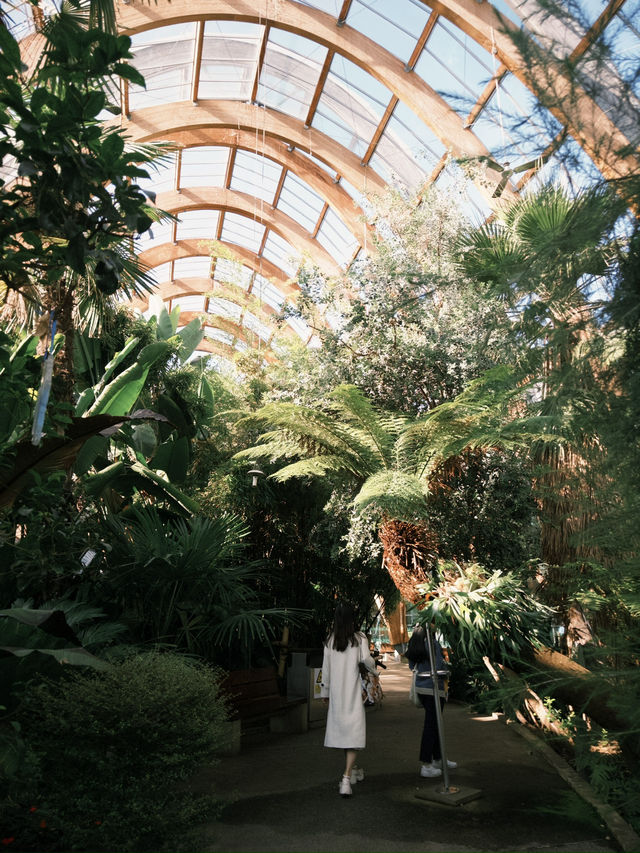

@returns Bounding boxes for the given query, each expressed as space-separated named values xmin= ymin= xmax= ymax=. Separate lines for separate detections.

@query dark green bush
xmin=7 ymin=652 xmax=231 ymax=851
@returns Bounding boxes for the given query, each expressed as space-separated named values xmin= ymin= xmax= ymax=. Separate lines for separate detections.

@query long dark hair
xmin=405 ymin=624 xmax=430 ymax=663
xmin=328 ymin=601 xmax=359 ymax=652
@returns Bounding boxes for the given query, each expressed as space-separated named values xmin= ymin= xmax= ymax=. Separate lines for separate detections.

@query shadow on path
xmin=194 ymin=660 xmax=617 ymax=852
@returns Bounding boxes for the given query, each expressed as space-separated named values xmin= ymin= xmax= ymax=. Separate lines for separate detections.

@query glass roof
xmin=7 ymin=0 xmax=639 ymax=362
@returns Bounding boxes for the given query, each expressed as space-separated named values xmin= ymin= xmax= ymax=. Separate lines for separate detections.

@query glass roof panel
xmin=230 ymin=150 xmax=283 ymax=203
xmin=347 ymin=0 xmax=431 ymax=62
xmin=199 ymin=21 xmax=263 ymax=100
xmin=137 ymin=219 xmax=173 ymax=251
xmin=129 ymin=25 xmax=195 ymax=110
xmin=204 ymin=327 xmax=235 ymax=346
xmin=340 ymin=179 xmax=377 ymax=219
xmin=316 ymin=208 xmax=359 ymax=267
xmin=262 ymin=232 xmax=300 ymax=275
xmin=253 ymin=274 xmax=287 ymax=310
xmin=180 ymin=147 xmax=229 ymax=188
xmin=173 ymin=256 xmax=211 ymax=279
xmin=220 ymin=213 xmax=266 ymax=253
xmin=243 ymin=313 xmax=272 ymax=341
xmin=286 ymin=315 xmax=312 ymax=339
xmin=312 ymin=55 xmax=392 ymax=158
xmin=257 ymin=28 xmax=327 ymax=120
xmin=414 ymin=21 xmax=494 ymax=116
xmin=371 ymin=120 xmax=430 ymax=189
xmin=213 ymin=258 xmax=254 ymax=290
xmin=433 ymin=166 xmax=484 ymax=223
xmin=176 ymin=210 xmax=220 ymax=242
xmin=208 ymin=297 xmax=243 ymax=322
xmin=148 ymin=263 xmax=172 ymax=286
xmin=276 ymin=173 xmax=326 ymax=233
xmin=606 ymin=9 xmax=640 ymax=95
xmin=6 ymin=1 xmax=37 ymax=39
xmin=172 ymin=295 xmax=205 ymax=312
xmin=387 ymin=101 xmax=447 ymax=169
xmin=137 ymin=152 xmax=176 ymax=196
xmin=490 ymin=0 xmax=525 ymax=27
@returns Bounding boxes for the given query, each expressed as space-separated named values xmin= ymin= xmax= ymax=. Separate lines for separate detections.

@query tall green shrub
xmin=7 ymin=653 xmax=230 ymax=851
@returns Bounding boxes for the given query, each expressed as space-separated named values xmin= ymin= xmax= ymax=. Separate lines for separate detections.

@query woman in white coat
xmin=320 ymin=601 xmax=377 ymax=797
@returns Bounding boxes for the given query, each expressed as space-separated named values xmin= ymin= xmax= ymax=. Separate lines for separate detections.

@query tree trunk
xmin=378 ymin=518 xmax=438 ymax=603
xmin=531 ymin=646 xmax=640 ymax=764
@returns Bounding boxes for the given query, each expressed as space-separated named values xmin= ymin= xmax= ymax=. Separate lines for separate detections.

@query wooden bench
xmin=222 ymin=666 xmax=308 ymax=753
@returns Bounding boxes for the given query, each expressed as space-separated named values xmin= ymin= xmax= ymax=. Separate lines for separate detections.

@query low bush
xmin=4 ymin=652 xmax=231 ymax=851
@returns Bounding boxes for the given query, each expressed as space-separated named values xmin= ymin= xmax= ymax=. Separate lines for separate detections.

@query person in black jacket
xmin=405 ymin=624 xmax=458 ymax=778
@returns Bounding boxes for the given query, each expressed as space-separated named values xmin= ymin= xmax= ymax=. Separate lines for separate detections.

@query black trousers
xmin=418 ymin=693 xmax=445 ymax=763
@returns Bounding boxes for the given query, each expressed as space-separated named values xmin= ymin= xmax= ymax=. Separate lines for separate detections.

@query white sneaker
xmin=420 ymin=763 xmax=442 ymax=778
xmin=339 ymin=775 xmax=352 ymax=797
xmin=350 ymin=767 xmax=365 ymax=784
xmin=433 ymin=758 xmax=457 ymax=769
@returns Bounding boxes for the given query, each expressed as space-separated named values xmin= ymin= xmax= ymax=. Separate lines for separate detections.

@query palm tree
xmin=458 ymin=184 xmax=626 ymax=646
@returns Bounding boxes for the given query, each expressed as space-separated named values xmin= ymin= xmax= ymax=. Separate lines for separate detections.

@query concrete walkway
xmin=195 ymin=660 xmax=618 ymax=852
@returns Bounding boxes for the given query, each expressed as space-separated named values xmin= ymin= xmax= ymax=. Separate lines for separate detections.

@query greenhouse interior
xmin=1 ymin=0 xmax=639 ymax=849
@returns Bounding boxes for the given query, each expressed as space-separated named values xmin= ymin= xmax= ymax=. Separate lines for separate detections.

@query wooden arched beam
xmin=116 ymin=0 xmax=495 ymax=172
xmin=146 ymin=127 xmax=374 ymax=248
xmin=119 ymin=101 xmax=388 ymax=198
xmin=131 ymin=276 xmax=304 ymax=339
xmin=139 ymin=239 xmax=298 ymax=297
xmin=179 ymin=310 xmax=279 ymax=358
xmin=195 ymin=334 xmax=277 ymax=363
xmin=191 ymin=336 xmax=246 ymax=363
xmin=153 ymin=186 xmax=340 ymax=276
xmin=116 ymin=0 xmax=638 ymax=188
xmin=422 ymin=0 xmax=639 ymax=183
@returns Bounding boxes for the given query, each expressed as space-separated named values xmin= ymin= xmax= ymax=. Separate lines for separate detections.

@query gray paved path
xmin=194 ymin=660 xmax=618 ymax=852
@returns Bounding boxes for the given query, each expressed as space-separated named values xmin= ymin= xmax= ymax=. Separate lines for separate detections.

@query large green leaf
xmin=0 ymin=415 xmax=132 ymax=509
xmin=156 ymin=307 xmax=175 ymax=341
xmin=353 ymin=470 xmax=429 ymax=521
xmin=177 ymin=317 xmax=204 ymax=363
xmin=150 ymin=434 xmax=189 ymax=483
xmin=87 ymin=341 xmax=170 ymax=416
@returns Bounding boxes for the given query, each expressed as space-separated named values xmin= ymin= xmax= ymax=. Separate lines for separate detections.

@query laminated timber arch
xmin=119 ymin=101 xmax=388 ymax=199
xmin=139 ymin=240 xmax=299 ymax=301
xmin=179 ymin=310 xmax=280 ymax=360
xmin=130 ymin=276 xmax=301 ymax=336
xmin=153 ymin=187 xmax=341 ymax=277
xmin=116 ymin=0 xmax=639 ymax=188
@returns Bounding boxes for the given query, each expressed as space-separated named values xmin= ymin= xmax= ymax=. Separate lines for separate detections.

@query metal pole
xmin=425 ymin=625 xmax=450 ymax=792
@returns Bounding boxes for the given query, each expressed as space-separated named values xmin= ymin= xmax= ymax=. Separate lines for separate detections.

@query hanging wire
xmin=490 ymin=27 xmax=506 ymax=152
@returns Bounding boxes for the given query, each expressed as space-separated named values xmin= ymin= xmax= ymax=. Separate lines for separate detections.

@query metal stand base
xmin=415 ymin=784 xmax=483 ymax=806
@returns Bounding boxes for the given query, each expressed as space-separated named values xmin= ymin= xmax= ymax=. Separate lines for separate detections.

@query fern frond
xmin=328 ymin=384 xmax=397 ymax=466
xmin=353 ymin=470 xmax=429 ymax=521
xmin=269 ymin=456 xmax=351 ymax=481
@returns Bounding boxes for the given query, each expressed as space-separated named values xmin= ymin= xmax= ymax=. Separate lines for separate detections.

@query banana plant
xmin=73 ymin=307 xmax=206 ymax=514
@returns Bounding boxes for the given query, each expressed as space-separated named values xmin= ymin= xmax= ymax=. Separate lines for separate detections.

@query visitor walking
xmin=406 ymin=623 xmax=458 ymax=778
xmin=320 ymin=601 xmax=377 ymax=797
